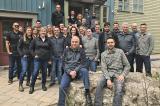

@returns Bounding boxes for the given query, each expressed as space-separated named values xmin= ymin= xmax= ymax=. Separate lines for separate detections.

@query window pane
xmin=139 ymin=0 xmax=143 ymax=4
xmin=124 ymin=2 xmax=129 ymax=11
xmin=139 ymin=4 xmax=143 ymax=12
xmin=133 ymin=4 xmax=138 ymax=12
xmin=118 ymin=1 xmax=123 ymax=11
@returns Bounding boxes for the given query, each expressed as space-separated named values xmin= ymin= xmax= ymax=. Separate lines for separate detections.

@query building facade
xmin=0 ymin=0 xmax=56 ymax=65
xmin=114 ymin=0 xmax=160 ymax=53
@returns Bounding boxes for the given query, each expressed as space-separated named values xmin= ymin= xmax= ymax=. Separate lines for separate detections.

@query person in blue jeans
xmin=5 ymin=22 xmax=22 ymax=84
xmin=50 ymin=27 xmax=65 ymax=86
xmin=94 ymin=37 xmax=130 ymax=106
xmin=58 ymin=36 xmax=92 ymax=106
xmin=29 ymin=27 xmax=52 ymax=94
xmin=82 ymin=29 xmax=99 ymax=72
xmin=17 ymin=27 xmax=33 ymax=92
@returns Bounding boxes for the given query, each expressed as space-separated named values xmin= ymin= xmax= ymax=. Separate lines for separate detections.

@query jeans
xmin=87 ymin=58 xmax=97 ymax=72
xmin=30 ymin=58 xmax=48 ymax=87
xmin=136 ymin=54 xmax=151 ymax=74
xmin=51 ymin=57 xmax=62 ymax=84
xmin=126 ymin=53 xmax=135 ymax=72
xmin=94 ymin=76 xmax=124 ymax=106
xmin=58 ymin=68 xmax=90 ymax=106
xmin=8 ymin=54 xmax=21 ymax=80
xmin=19 ymin=56 xmax=33 ymax=84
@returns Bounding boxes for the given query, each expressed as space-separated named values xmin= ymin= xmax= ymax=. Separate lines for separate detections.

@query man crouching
xmin=58 ymin=36 xmax=92 ymax=106
xmin=94 ymin=37 xmax=130 ymax=106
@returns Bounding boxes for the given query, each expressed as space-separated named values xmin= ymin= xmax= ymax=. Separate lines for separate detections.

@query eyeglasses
xmin=14 ymin=25 xmax=19 ymax=28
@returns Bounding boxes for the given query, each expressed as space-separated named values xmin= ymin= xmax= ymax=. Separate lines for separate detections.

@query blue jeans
xmin=136 ymin=54 xmax=151 ymax=74
xmin=51 ymin=57 xmax=62 ymax=84
xmin=87 ymin=58 xmax=97 ymax=72
xmin=30 ymin=58 xmax=48 ymax=87
xmin=58 ymin=68 xmax=90 ymax=106
xmin=94 ymin=76 xmax=124 ymax=106
xmin=19 ymin=56 xmax=33 ymax=84
xmin=8 ymin=54 xmax=21 ymax=80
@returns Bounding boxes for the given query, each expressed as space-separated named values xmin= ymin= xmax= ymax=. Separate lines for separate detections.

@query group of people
xmin=5 ymin=4 xmax=154 ymax=106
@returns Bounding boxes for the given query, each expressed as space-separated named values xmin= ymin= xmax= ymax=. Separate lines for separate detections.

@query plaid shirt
xmin=101 ymin=48 xmax=130 ymax=80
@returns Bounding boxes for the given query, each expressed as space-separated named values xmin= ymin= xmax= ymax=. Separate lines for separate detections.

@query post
xmin=100 ymin=5 xmax=104 ymax=28
xmin=64 ymin=0 xmax=69 ymax=26
xmin=108 ymin=0 xmax=114 ymax=29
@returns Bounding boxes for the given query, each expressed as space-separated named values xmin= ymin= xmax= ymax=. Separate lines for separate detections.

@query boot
xmin=8 ymin=79 xmax=13 ymax=84
xmin=29 ymin=86 xmax=34 ymax=94
xmin=26 ymin=81 xmax=30 ymax=86
xmin=42 ymin=84 xmax=47 ymax=91
xmin=19 ymin=83 xmax=24 ymax=92
xmin=85 ymin=91 xmax=93 ymax=106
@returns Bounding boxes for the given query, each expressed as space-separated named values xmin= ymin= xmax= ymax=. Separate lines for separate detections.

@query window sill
xmin=132 ymin=11 xmax=144 ymax=14
xmin=117 ymin=10 xmax=130 ymax=13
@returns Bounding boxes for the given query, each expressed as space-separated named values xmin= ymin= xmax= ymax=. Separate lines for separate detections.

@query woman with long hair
xmin=64 ymin=26 xmax=83 ymax=48
xmin=17 ymin=27 xmax=33 ymax=92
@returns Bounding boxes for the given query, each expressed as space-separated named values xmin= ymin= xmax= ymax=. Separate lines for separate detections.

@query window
xmin=133 ymin=0 xmax=143 ymax=13
xmin=118 ymin=0 xmax=130 ymax=11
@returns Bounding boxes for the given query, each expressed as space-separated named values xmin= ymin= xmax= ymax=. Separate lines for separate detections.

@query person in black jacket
xmin=50 ymin=27 xmax=65 ymax=86
xmin=99 ymin=22 xmax=119 ymax=55
xmin=29 ymin=27 xmax=52 ymax=94
xmin=51 ymin=4 xmax=64 ymax=26
xmin=64 ymin=26 xmax=83 ymax=48
xmin=68 ymin=10 xmax=77 ymax=25
xmin=17 ymin=27 xmax=33 ymax=92
xmin=58 ymin=36 xmax=92 ymax=106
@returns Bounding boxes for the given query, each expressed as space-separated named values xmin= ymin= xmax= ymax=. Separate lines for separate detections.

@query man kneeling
xmin=94 ymin=37 xmax=130 ymax=106
xmin=58 ymin=36 xmax=92 ymax=106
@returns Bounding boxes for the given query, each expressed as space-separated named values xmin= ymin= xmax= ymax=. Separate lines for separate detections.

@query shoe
xmin=49 ymin=83 xmax=55 ymax=87
xmin=29 ymin=87 xmax=34 ymax=94
xmin=8 ymin=79 xmax=13 ymax=84
xmin=26 ymin=81 xmax=30 ymax=86
xmin=85 ymin=92 xmax=93 ymax=106
xmin=146 ymin=73 xmax=152 ymax=77
xmin=19 ymin=83 xmax=24 ymax=92
xmin=42 ymin=85 xmax=47 ymax=91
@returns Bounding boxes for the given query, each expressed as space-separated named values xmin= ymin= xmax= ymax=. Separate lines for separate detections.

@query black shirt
xmin=6 ymin=31 xmax=22 ymax=55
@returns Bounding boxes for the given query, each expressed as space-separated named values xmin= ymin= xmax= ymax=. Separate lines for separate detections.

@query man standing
xmin=82 ymin=29 xmax=99 ymax=72
xmin=51 ymin=4 xmax=64 ymax=26
xmin=99 ymin=22 xmax=119 ymax=55
xmin=94 ymin=37 xmax=130 ymax=106
xmin=118 ymin=23 xmax=135 ymax=72
xmin=50 ymin=27 xmax=65 ymax=86
xmin=135 ymin=23 xmax=154 ymax=77
xmin=58 ymin=36 xmax=92 ymax=106
xmin=92 ymin=24 xmax=101 ymax=39
xmin=6 ymin=22 xmax=22 ymax=84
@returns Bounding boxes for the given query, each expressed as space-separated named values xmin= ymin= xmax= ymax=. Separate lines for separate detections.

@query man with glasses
xmin=6 ymin=22 xmax=22 ymax=84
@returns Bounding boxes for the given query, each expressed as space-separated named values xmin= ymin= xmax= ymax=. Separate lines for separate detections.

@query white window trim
xmin=132 ymin=0 xmax=144 ymax=13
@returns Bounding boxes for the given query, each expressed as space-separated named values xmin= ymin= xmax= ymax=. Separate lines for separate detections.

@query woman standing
xmin=17 ymin=27 xmax=33 ymax=92
xmin=29 ymin=27 xmax=52 ymax=94
xmin=65 ymin=26 xmax=83 ymax=48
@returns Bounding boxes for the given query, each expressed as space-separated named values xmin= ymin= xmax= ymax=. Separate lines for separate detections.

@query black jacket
xmin=68 ymin=16 xmax=77 ymax=24
xmin=99 ymin=31 xmax=119 ymax=54
xmin=51 ymin=11 xmax=64 ymax=26
xmin=50 ymin=35 xmax=65 ymax=57
xmin=17 ymin=37 xmax=33 ymax=57
xmin=30 ymin=37 xmax=52 ymax=60
xmin=63 ymin=47 xmax=87 ymax=74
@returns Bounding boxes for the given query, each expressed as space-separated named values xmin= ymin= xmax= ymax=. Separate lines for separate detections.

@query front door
xmin=0 ymin=17 xmax=32 ymax=65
